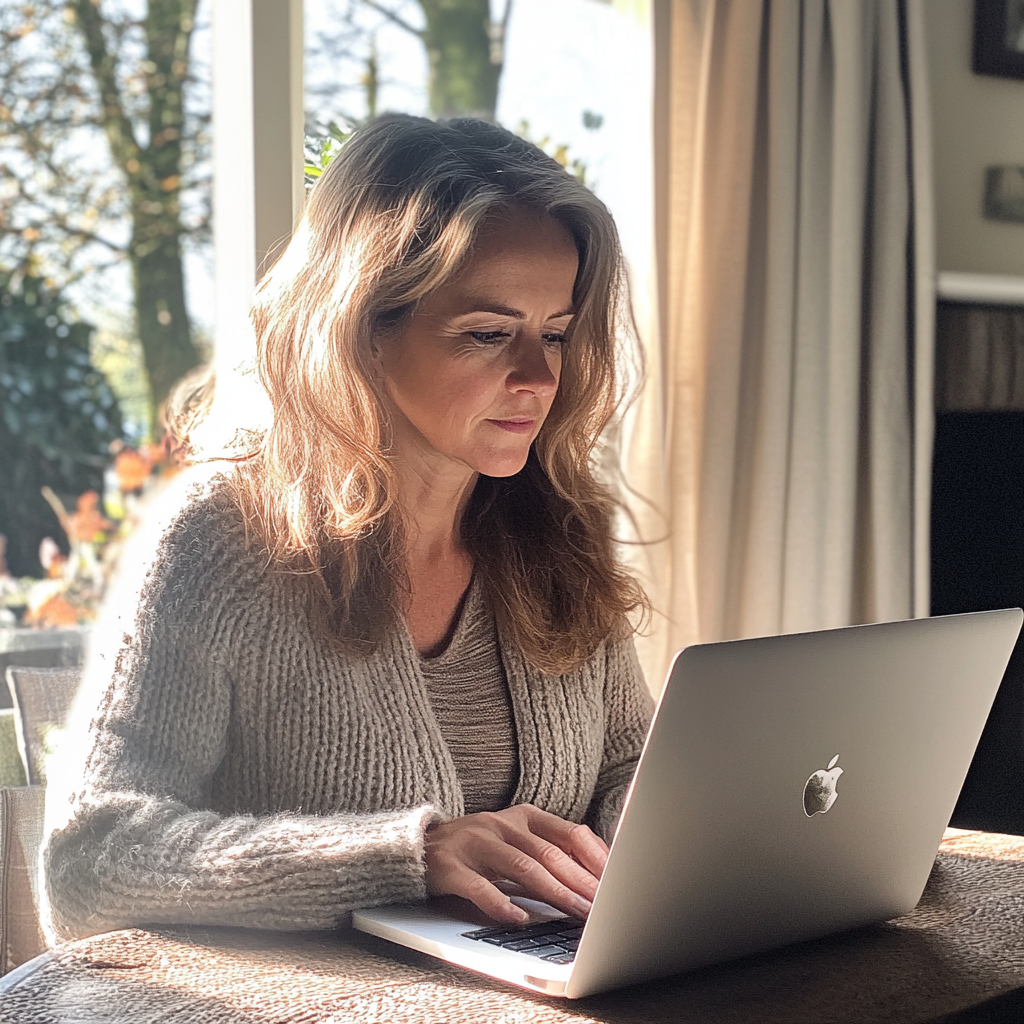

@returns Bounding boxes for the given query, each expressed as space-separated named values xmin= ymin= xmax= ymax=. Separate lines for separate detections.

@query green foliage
xmin=90 ymin=315 xmax=152 ymax=443
xmin=514 ymin=120 xmax=589 ymax=186
xmin=0 ymin=273 xmax=123 ymax=576
xmin=304 ymin=121 xmax=355 ymax=188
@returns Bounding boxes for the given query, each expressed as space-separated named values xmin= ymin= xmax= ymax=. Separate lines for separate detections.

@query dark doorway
xmin=932 ymin=411 xmax=1024 ymax=834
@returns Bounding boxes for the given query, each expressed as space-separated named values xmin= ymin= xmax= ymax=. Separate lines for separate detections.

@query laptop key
xmin=542 ymin=952 xmax=576 ymax=964
xmin=462 ymin=918 xmax=580 ymax=948
xmin=520 ymin=944 xmax=566 ymax=958
xmin=556 ymin=927 xmax=584 ymax=939
xmin=461 ymin=925 xmax=512 ymax=939
xmin=517 ymin=921 xmax=572 ymax=938
xmin=560 ymin=938 xmax=580 ymax=951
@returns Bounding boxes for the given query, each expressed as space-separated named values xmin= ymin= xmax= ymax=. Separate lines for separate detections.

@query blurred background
xmin=0 ymin=0 xmax=652 ymax=626
xmin=3 ymin=0 xmax=1024 ymax=836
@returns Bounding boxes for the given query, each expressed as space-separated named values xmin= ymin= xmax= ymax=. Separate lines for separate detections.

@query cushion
xmin=0 ymin=711 xmax=27 ymax=788
xmin=5 ymin=667 xmax=82 ymax=787
xmin=0 ymin=785 xmax=46 ymax=975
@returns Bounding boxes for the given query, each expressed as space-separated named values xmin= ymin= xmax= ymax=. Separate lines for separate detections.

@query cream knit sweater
xmin=43 ymin=469 xmax=653 ymax=940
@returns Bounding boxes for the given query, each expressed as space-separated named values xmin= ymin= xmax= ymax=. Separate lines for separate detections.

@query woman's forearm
xmin=45 ymin=794 xmax=438 ymax=938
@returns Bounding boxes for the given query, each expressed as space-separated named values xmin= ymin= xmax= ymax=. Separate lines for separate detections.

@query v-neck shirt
xmin=416 ymin=575 xmax=519 ymax=813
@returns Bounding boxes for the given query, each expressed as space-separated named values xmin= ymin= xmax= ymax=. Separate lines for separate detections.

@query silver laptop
xmin=353 ymin=609 xmax=1023 ymax=998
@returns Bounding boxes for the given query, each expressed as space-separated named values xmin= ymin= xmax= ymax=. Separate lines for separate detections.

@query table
xmin=3 ymin=830 xmax=1024 ymax=1024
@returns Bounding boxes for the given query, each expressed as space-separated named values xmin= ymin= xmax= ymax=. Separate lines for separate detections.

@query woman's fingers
xmin=487 ymin=838 xmax=595 ymax=918
xmin=424 ymin=806 xmax=611 ymax=923
xmin=518 ymin=807 xmax=610 ymax=880
xmin=501 ymin=827 xmax=601 ymax=903
xmin=428 ymin=821 xmax=593 ymax=919
xmin=425 ymin=826 xmax=529 ymax=923
xmin=570 ymin=825 xmax=610 ymax=877
xmin=454 ymin=868 xmax=533 ymax=925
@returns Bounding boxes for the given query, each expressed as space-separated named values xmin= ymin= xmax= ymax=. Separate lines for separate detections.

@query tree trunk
xmin=417 ymin=0 xmax=499 ymax=120
xmin=134 ymin=0 xmax=201 ymax=418
xmin=72 ymin=0 xmax=200 ymax=423
xmin=130 ymin=215 xmax=197 ymax=420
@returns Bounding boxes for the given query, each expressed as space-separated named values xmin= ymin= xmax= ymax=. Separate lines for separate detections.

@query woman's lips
xmin=488 ymin=418 xmax=535 ymax=434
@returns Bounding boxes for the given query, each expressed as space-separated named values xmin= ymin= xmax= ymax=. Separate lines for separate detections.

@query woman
xmin=44 ymin=114 xmax=653 ymax=939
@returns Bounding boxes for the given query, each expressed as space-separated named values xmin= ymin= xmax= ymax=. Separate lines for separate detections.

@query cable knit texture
xmin=43 ymin=468 xmax=653 ymax=940
xmin=419 ymin=574 xmax=519 ymax=813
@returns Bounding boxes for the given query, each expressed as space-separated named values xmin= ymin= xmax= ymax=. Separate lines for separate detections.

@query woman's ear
xmin=367 ymin=337 xmax=384 ymax=378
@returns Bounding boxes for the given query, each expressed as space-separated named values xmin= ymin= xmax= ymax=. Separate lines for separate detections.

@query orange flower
xmin=26 ymin=594 xmax=79 ymax=628
xmin=114 ymin=447 xmax=153 ymax=492
xmin=142 ymin=442 xmax=166 ymax=467
xmin=65 ymin=491 xmax=113 ymax=543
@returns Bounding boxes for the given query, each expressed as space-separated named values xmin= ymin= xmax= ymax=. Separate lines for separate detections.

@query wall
xmin=926 ymin=0 xmax=1024 ymax=277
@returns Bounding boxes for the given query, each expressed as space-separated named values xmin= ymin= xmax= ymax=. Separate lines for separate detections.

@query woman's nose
xmin=507 ymin=337 xmax=559 ymax=396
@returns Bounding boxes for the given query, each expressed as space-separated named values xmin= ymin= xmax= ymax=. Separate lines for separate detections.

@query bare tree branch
xmin=360 ymin=0 xmax=424 ymax=39
xmin=491 ymin=0 xmax=513 ymax=71
xmin=5 ymin=223 xmax=127 ymax=255
xmin=68 ymin=0 xmax=141 ymax=171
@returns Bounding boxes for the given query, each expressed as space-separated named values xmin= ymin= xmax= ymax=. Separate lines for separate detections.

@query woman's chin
xmin=474 ymin=448 xmax=532 ymax=478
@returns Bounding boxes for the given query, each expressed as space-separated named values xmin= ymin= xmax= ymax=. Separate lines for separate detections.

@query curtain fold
xmin=628 ymin=0 xmax=934 ymax=692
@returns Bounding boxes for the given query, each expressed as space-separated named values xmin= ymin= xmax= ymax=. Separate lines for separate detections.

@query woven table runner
xmin=3 ymin=830 xmax=1024 ymax=1024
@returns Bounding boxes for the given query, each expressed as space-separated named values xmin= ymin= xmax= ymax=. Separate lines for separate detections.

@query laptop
xmin=353 ymin=609 xmax=1023 ymax=998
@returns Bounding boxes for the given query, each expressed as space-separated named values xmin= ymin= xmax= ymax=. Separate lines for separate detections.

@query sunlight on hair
xmin=193 ymin=338 xmax=273 ymax=462
xmin=262 ymin=217 xmax=314 ymax=303
xmin=228 ymin=114 xmax=648 ymax=673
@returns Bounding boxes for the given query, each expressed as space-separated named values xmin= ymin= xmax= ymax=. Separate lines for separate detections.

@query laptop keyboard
xmin=461 ymin=918 xmax=583 ymax=964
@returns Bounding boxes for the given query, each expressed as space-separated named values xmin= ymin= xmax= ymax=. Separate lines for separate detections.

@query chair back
xmin=0 ymin=785 xmax=46 ymax=975
xmin=0 ymin=711 xmax=27 ymax=788
xmin=5 ymin=666 xmax=82 ymax=787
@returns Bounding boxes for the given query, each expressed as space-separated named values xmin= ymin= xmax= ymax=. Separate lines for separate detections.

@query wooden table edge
xmin=0 ymin=947 xmax=56 ymax=994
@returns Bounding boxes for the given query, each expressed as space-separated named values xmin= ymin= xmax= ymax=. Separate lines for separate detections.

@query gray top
xmin=42 ymin=468 xmax=653 ymax=940
xmin=418 ymin=575 xmax=518 ymax=814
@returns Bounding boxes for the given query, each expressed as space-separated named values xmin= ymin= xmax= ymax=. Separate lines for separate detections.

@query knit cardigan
xmin=43 ymin=469 xmax=654 ymax=940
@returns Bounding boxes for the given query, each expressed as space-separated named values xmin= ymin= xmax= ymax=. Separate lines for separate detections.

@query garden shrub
xmin=0 ymin=273 xmax=123 ymax=577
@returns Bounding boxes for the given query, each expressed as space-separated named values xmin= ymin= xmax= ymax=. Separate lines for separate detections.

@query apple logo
xmin=803 ymin=754 xmax=843 ymax=816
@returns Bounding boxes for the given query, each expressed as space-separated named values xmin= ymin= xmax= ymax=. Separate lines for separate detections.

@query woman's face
xmin=378 ymin=209 xmax=579 ymax=480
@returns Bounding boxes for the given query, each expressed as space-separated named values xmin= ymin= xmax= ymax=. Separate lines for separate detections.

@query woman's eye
xmin=469 ymin=330 xmax=511 ymax=344
xmin=543 ymin=333 xmax=567 ymax=346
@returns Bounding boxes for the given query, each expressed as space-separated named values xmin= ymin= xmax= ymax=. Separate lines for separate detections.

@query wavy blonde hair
xmin=235 ymin=114 xmax=645 ymax=674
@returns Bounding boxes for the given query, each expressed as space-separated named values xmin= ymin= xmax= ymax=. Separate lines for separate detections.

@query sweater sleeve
xmin=585 ymin=636 xmax=655 ymax=843
xmin=43 ymin=472 xmax=437 ymax=941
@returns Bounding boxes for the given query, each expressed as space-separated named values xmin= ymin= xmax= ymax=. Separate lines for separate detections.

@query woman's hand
xmin=424 ymin=804 xmax=609 ymax=925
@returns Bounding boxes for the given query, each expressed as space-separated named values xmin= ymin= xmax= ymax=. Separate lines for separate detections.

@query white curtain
xmin=626 ymin=0 xmax=935 ymax=692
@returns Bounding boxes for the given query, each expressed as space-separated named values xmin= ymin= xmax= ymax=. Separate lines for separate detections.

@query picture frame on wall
xmin=984 ymin=166 xmax=1024 ymax=222
xmin=974 ymin=0 xmax=1024 ymax=79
